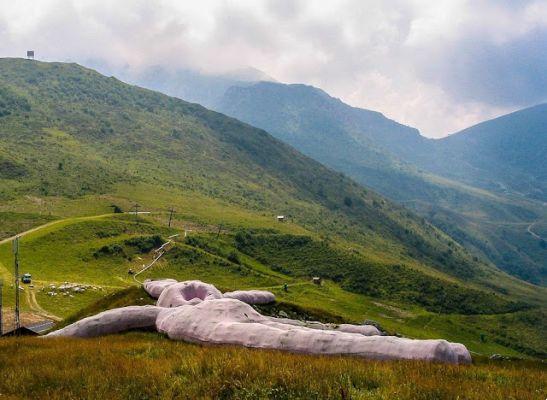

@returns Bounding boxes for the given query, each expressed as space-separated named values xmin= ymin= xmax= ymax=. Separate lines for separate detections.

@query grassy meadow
xmin=0 ymin=333 xmax=545 ymax=400
xmin=0 ymin=211 xmax=58 ymax=240
xmin=0 ymin=212 xmax=545 ymax=357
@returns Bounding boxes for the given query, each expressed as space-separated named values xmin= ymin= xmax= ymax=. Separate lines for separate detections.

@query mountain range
xmin=118 ymin=66 xmax=545 ymax=285
xmin=1 ymin=58 xmax=546 ymax=360
xmin=0 ymin=58 xmax=542 ymax=304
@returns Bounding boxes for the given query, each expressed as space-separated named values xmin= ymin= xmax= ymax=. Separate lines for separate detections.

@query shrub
xmin=343 ymin=196 xmax=352 ymax=207
xmin=93 ymin=244 xmax=125 ymax=258
xmin=227 ymin=251 xmax=241 ymax=264
xmin=110 ymin=204 xmax=123 ymax=213
xmin=0 ymin=159 xmax=27 ymax=179
xmin=235 ymin=233 xmax=528 ymax=315
xmin=124 ymin=235 xmax=164 ymax=253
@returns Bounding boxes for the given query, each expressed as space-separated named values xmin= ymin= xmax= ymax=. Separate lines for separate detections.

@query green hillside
xmin=0 ymin=58 xmax=504 ymax=285
xmin=0 ymin=214 xmax=545 ymax=357
xmin=214 ymin=81 xmax=546 ymax=285
xmin=0 ymin=58 xmax=545 ymax=358
xmin=431 ymin=105 xmax=547 ymax=201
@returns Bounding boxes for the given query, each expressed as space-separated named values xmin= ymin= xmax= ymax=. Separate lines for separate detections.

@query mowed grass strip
xmin=0 ymin=334 xmax=545 ymax=400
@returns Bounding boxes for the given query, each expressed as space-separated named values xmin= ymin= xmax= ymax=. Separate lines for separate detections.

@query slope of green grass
xmin=0 ymin=57 xmax=527 ymax=295
xmin=0 ymin=214 xmax=544 ymax=357
xmin=229 ymin=232 xmax=527 ymax=314
xmin=214 ymin=81 xmax=547 ymax=285
xmin=0 ymin=216 xmax=174 ymax=285
xmin=1 ymin=334 xmax=545 ymax=400
xmin=0 ymin=211 xmax=58 ymax=240
xmin=0 ymin=58 xmax=545 ymax=363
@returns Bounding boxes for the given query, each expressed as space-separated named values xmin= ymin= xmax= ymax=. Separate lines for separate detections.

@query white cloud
xmin=0 ymin=0 xmax=544 ymax=137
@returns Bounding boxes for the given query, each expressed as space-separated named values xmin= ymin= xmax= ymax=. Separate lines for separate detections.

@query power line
xmin=133 ymin=203 xmax=140 ymax=223
xmin=13 ymin=237 xmax=20 ymax=333
xmin=216 ymin=224 xmax=223 ymax=239
xmin=0 ymin=279 xmax=3 ymax=335
xmin=168 ymin=207 xmax=175 ymax=228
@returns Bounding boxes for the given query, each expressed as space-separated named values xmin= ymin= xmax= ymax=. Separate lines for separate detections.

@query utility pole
xmin=168 ymin=207 xmax=175 ymax=228
xmin=133 ymin=203 xmax=140 ymax=223
xmin=0 ymin=279 xmax=3 ymax=335
xmin=216 ymin=224 xmax=223 ymax=239
xmin=13 ymin=237 xmax=20 ymax=333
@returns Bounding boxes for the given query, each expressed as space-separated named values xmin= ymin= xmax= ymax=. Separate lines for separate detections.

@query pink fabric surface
xmin=48 ymin=280 xmax=472 ymax=364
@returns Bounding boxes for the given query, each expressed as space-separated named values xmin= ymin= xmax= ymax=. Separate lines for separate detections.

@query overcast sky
xmin=0 ymin=0 xmax=545 ymax=137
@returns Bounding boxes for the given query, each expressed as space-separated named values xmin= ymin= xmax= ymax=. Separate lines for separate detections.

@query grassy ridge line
xmin=0 ymin=214 xmax=151 ymax=316
xmin=0 ymin=213 xmax=116 ymax=280
xmin=0 ymin=215 xmax=175 ymax=287
xmin=0 ymin=213 xmax=115 ymax=245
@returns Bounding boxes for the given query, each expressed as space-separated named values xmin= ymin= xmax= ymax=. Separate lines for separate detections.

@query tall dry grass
xmin=0 ymin=333 xmax=545 ymax=399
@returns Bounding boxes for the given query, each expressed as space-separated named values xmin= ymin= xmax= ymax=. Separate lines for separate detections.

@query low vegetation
xmin=232 ymin=232 xmax=527 ymax=314
xmin=1 ymin=214 xmax=545 ymax=357
xmin=0 ymin=334 xmax=545 ymax=400
xmin=0 ymin=60 xmax=544 ymax=397
xmin=0 ymin=211 xmax=57 ymax=240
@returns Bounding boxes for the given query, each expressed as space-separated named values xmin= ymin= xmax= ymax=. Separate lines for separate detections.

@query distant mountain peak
xmin=219 ymin=66 xmax=277 ymax=83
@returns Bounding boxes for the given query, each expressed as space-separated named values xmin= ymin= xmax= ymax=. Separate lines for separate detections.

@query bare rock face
xmin=47 ymin=279 xmax=472 ymax=364
xmin=157 ymin=280 xmax=223 ymax=308
xmin=143 ymin=279 xmax=177 ymax=299
xmin=223 ymin=290 xmax=276 ymax=304
xmin=47 ymin=306 xmax=162 ymax=338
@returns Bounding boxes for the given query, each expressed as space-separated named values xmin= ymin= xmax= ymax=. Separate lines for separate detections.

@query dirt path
xmin=526 ymin=221 xmax=544 ymax=241
xmin=24 ymin=287 xmax=62 ymax=321
xmin=133 ymin=240 xmax=176 ymax=284
xmin=0 ymin=220 xmax=62 ymax=246
xmin=0 ymin=213 xmax=116 ymax=246
xmin=0 ymin=213 xmax=122 ymax=324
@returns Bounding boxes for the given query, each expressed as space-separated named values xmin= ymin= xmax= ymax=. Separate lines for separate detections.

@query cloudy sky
xmin=0 ymin=0 xmax=545 ymax=137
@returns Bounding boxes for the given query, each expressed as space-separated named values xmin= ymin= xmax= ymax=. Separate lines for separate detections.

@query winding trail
xmin=133 ymin=235 xmax=180 ymax=283
xmin=526 ymin=221 xmax=544 ymax=241
xmin=24 ymin=287 xmax=62 ymax=321
xmin=0 ymin=213 xmax=115 ymax=246
xmin=0 ymin=212 xmax=141 ymax=325
xmin=133 ymin=246 xmax=169 ymax=284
